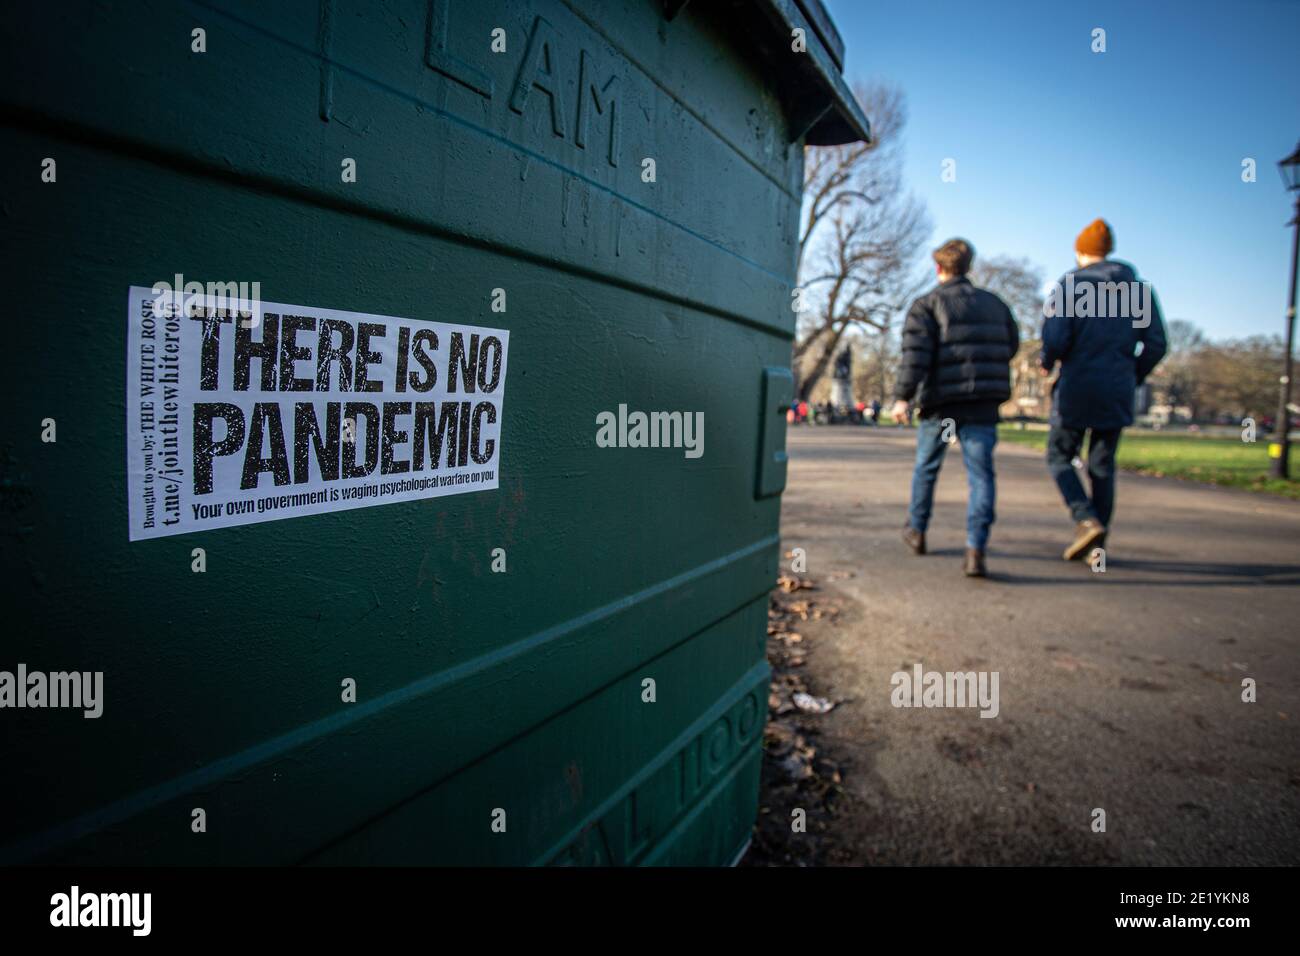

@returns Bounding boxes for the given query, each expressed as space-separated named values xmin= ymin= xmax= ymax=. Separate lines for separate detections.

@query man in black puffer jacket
xmin=893 ymin=239 xmax=1019 ymax=577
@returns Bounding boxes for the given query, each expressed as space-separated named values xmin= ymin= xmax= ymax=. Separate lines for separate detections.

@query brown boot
xmin=1064 ymin=518 xmax=1106 ymax=561
xmin=902 ymin=524 xmax=926 ymax=555
xmin=963 ymin=548 xmax=986 ymax=577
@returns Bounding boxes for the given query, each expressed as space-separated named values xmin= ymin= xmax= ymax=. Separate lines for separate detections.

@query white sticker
xmin=126 ymin=286 xmax=509 ymax=541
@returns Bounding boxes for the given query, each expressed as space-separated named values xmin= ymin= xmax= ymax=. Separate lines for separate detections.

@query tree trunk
xmin=798 ymin=323 xmax=848 ymax=401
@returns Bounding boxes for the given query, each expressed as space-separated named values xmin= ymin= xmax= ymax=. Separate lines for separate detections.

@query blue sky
xmin=825 ymin=0 xmax=1300 ymax=340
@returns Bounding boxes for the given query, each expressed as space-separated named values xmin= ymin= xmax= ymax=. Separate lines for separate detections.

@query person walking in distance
xmin=894 ymin=239 xmax=1019 ymax=578
xmin=1040 ymin=219 xmax=1167 ymax=560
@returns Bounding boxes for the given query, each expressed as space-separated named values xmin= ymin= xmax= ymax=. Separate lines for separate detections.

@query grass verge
xmin=996 ymin=426 xmax=1300 ymax=500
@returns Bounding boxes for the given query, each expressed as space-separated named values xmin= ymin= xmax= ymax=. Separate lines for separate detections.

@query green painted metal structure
xmin=0 ymin=0 xmax=866 ymax=864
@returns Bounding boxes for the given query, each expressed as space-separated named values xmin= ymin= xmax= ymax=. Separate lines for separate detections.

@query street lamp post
xmin=1272 ymin=142 xmax=1300 ymax=480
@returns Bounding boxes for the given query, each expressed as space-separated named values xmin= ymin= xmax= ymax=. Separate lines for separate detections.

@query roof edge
xmin=755 ymin=0 xmax=870 ymax=145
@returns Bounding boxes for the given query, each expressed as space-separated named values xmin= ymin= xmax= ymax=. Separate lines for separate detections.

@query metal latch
xmin=756 ymin=367 xmax=793 ymax=499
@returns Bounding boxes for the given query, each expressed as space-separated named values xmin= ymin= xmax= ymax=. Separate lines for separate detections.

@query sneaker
xmin=963 ymin=548 xmax=987 ymax=578
xmin=902 ymin=524 xmax=926 ymax=555
xmin=1064 ymin=519 xmax=1106 ymax=561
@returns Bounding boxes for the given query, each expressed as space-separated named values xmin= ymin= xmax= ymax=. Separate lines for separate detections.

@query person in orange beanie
xmin=1074 ymin=218 xmax=1114 ymax=259
xmin=1039 ymin=219 xmax=1168 ymax=560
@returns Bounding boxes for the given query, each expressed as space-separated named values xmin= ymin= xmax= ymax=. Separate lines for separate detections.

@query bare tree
xmin=1191 ymin=335 xmax=1282 ymax=421
xmin=853 ymin=329 xmax=900 ymax=405
xmin=1137 ymin=327 xmax=1278 ymax=423
xmin=1154 ymin=319 xmax=1207 ymax=418
xmin=794 ymin=84 xmax=931 ymax=402
xmin=969 ymin=256 xmax=1044 ymax=336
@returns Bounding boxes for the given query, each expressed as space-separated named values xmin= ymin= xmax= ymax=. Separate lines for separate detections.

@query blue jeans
xmin=907 ymin=419 xmax=998 ymax=551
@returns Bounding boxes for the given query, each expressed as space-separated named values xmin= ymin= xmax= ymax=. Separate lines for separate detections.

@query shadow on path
xmin=968 ymin=555 xmax=1300 ymax=587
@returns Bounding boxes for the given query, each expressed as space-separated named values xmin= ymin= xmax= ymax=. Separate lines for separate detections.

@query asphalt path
xmin=777 ymin=426 xmax=1300 ymax=864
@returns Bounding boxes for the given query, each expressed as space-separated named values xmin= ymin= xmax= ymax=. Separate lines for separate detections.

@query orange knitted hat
xmin=1075 ymin=218 xmax=1114 ymax=257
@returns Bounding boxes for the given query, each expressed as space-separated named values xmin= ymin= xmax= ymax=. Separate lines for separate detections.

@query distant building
xmin=999 ymin=342 xmax=1048 ymax=420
